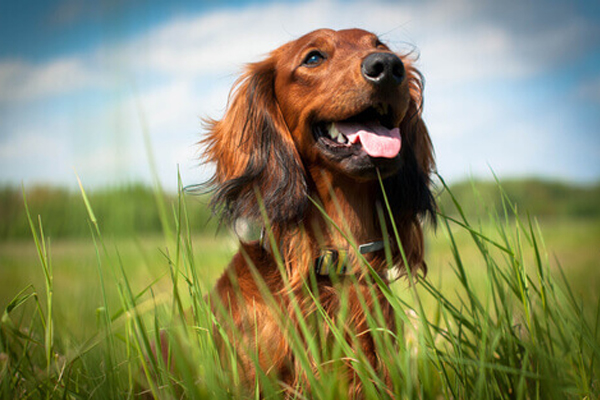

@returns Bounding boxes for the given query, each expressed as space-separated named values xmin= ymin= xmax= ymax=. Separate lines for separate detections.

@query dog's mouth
xmin=313 ymin=103 xmax=401 ymax=159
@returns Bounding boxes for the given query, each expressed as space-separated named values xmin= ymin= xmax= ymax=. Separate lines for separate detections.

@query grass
xmin=0 ymin=179 xmax=599 ymax=399
xmin=0 ymin=234 xmax=236 ymax=340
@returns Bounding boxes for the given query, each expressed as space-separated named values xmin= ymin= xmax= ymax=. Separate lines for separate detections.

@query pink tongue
xmin=335 ymin=122 xmax=401 ymax=158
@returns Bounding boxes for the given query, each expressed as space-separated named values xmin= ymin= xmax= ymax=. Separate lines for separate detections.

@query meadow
xmin=0 ymin=178 xmax=598 ymax=398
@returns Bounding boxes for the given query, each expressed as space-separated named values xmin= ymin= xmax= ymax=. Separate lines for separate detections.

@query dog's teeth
xmin=328 ymin=123 xmax=340 ymax=140
xmin=328 ymin=123 xmax=348 ymax=144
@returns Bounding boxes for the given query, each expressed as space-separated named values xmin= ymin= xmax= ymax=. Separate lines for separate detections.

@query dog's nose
xmin=361 ymin=52 xmax=405 ymax=87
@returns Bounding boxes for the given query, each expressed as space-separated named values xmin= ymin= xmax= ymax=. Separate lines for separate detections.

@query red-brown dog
xmin=202 ymin=28 xmax=435 ymax=397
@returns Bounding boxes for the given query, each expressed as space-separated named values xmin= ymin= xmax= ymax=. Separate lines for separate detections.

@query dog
xmin=201 ymin=28 xmax=435 ymax=397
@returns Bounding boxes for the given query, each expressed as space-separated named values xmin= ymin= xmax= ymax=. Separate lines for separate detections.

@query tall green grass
xmin=0 ymin=177 xmax=598 ymax=399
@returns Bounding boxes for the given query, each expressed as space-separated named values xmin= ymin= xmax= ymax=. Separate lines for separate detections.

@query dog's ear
xmin=202 ymin=57 xmax=307 ymax=229
xmin=402 ymin=64 xmax=435 ymax=180
xmin=382 ymin=61 xmax=436 ymax=221
xmin=380 ymin=61 xmax=436 ymax=275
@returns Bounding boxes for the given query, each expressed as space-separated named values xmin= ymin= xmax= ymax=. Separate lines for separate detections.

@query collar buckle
xmin=314 ymin=249 xmax=348 ymax=275
xmin=314 ymin=240 xmax=385 ymax=276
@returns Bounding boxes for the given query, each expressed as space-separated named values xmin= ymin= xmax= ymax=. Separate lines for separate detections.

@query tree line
xmin=1 ymin=178 xmax=598 ymax=239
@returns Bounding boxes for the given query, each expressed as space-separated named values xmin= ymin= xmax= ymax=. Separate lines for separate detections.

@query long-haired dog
xmin=202 ymin=28 xmax=435 ymax=397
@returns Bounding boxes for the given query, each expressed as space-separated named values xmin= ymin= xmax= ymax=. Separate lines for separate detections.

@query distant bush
xmin=437 ymin=178 xmax=600 ymax=219
xmin=2 ymin=179 xmax=598 ymax=240
xmin=0 ymin=184 xmax=218 ymax=239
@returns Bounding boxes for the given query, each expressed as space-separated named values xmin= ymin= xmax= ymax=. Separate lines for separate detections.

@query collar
xmin=314 ymin=240 xmax=385 ymax=276
xmin=258 ymin=228 xmax=386 ymax=277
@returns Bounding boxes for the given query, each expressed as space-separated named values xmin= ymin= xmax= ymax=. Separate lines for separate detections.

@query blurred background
xmin=0 ymin=0 xmax=599 ymax=330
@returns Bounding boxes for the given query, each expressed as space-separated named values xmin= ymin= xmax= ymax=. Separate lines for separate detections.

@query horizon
xmin=4 ymin=174 xmax=598 ymax=193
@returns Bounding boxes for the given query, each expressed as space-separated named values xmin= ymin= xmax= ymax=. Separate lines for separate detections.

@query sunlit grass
xmin=1 ymin=220 xmax=597 ymax=337
xmin=0 ymin=178 xmax=598 ymax=399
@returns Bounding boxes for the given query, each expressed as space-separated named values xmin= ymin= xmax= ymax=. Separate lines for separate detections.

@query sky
xmin=1 ymin=0 xmax=599 ymax=190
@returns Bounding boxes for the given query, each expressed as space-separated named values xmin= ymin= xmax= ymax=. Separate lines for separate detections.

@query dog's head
xmin=202 ymin=28 xmax=435 ymax=229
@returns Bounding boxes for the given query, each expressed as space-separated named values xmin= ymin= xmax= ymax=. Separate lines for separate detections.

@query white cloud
xmin=0 ymin=57 xmax=105 ymax=102
xmin=2 ymin=0 xmax=593 ymax=102
xmin=0 ymin=126 xmax=73 ymax=186
xmin=0 ymin=131 xmax=67 ymax=160
xmin=7 ymin=0 xmax=592 ymax=102
xmin=419 ymin=26 xmax=528 ymax=83
xmin=424 ymin=92 xmax=500 ymax=140
xmin=113 ymin=1 xmax=535 ymax=82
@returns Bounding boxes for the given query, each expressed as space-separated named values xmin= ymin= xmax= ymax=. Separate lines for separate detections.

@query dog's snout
xmin=361 ymin=53 xmax=405 ymax=87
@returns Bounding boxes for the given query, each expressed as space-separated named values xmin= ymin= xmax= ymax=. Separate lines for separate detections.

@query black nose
xmin=361 ymin=52 xmax=405 ymax=87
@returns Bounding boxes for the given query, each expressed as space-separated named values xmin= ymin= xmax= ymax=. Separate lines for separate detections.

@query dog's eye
xmin=302 ymin=51 xmax=326 ymax=67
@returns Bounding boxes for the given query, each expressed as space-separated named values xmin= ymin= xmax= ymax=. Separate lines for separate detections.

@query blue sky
xmin=1 ymin=0 xmax=599 ymax=190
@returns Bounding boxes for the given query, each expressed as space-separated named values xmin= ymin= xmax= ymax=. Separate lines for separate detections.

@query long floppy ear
xmin=202 ymin=57 xmax=307 ymax=229
xmin=382 ymin=61 xmax=436 ymax=221
xmin=380 ymin=61 xmax=436 ymax=276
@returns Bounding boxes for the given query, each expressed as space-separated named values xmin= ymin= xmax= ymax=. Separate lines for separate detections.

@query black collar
xmin=314 ymin=240 xmax=385 ymax=275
